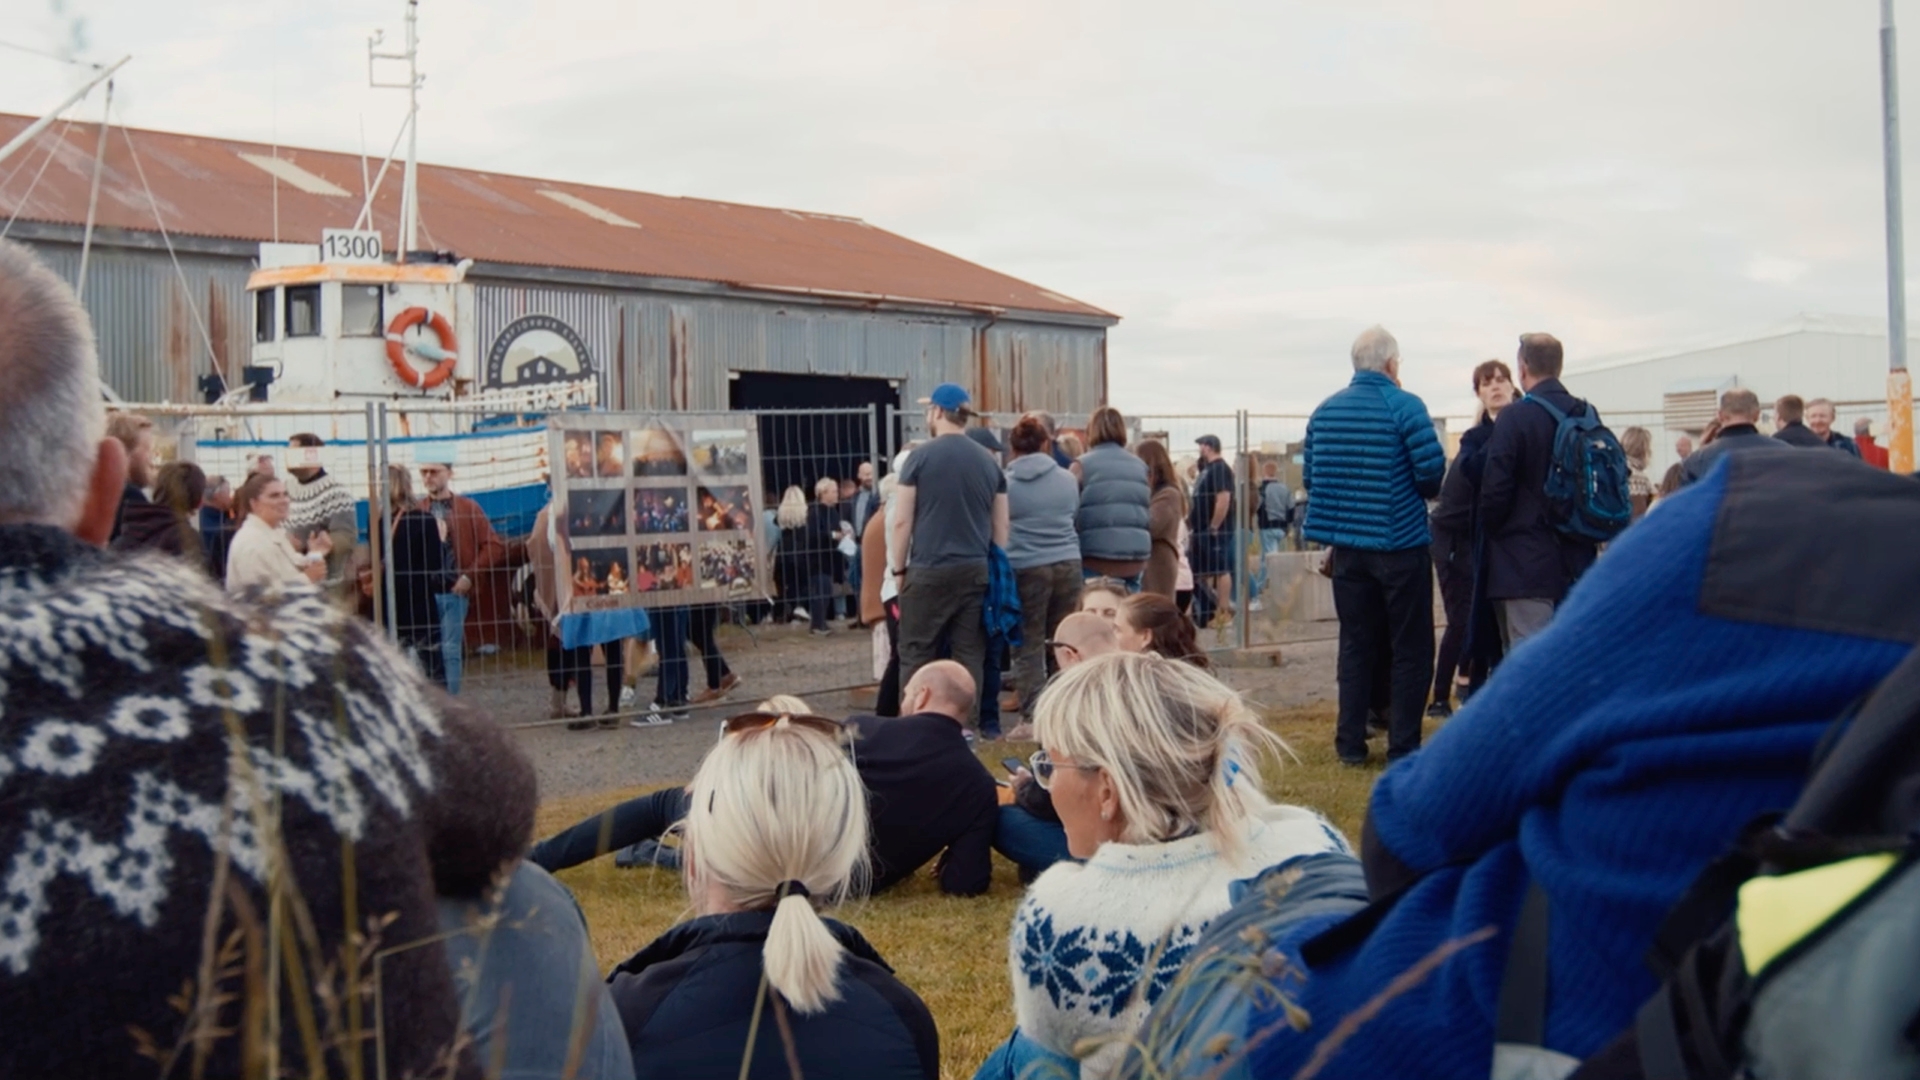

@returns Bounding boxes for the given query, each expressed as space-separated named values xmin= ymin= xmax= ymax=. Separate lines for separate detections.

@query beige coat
xmin=225 ymin=515 xmax=313 ymax=593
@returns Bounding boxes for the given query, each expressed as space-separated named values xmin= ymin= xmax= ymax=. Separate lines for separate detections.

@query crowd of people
xmin=6 ymin=232 xmax=1919 ymax=1080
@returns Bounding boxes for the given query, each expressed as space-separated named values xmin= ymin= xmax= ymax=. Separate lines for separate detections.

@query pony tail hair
xmin=1202 ymin=694 xmax=1288 ymax=858
xmin=763 ymin=891 xmax=848 ymax=1015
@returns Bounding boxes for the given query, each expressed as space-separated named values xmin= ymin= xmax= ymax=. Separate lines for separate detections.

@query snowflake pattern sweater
xmin=0 ymin=524 xmax=536 ymax=1079
xmin=1010 ymin=803 xmax=1350 ymax=1079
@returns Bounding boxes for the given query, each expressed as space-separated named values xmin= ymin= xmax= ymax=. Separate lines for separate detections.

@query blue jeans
xmin=1252 ymin=528 xmax=1287 ymax=597
xmin=435 ymin=593 xmax=469 ymax=695
xmin=973 ymin=1028 xmax=1078 ymax=1080
xmin=993 ymin=805 xmax=1072 ymax=880
xmin=653 ymin=605 xmax=690 ymax=706
xmin=437 ymin=862 xmax=635 ymax=1080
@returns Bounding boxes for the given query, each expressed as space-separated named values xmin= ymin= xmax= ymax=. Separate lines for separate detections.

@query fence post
xmin=1235 ymin=409 xmax=1250 ymax=652
xmin=364 ymin=402 xmax=387 ymax=634
xmin=377 ymin=403 xmax=400 ymax=645
xmin=867 ymin=403 xmax=882 ymax=482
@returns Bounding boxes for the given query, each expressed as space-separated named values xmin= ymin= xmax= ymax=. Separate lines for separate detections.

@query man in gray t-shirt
xmin=891 ymin=383 xmax=1009 ymax=723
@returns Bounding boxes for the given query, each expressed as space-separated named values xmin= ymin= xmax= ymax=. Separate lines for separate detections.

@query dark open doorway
xmin=728 ymin=372 xmax=902 ymax=502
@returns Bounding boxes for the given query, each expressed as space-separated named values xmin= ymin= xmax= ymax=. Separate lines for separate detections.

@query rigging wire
xmin=0 ymin=38 xmax=102 ymax=67
xmin=0 ymin=116 xmax=78 ymax=241
xmin=113 ymin=106 xmax=224 ymax=406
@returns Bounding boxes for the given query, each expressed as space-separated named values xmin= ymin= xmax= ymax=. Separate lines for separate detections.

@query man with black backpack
xmin=1249 ymin=459 xmax=1294 ymax=609
xmin=1479 ymin=332 xmax=1628 ymax=649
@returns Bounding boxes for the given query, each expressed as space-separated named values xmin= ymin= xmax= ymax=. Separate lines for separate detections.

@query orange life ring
xmin=385 ymin=307 xmax=458 ymax=389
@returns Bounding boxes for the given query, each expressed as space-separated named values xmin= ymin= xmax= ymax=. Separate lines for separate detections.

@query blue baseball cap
xmin=918 ymin=383 xmax=973 ymax=415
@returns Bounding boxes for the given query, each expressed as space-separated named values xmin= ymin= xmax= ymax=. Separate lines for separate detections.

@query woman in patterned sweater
xmin=974 ymin=654 xmax=1349 ymax=1080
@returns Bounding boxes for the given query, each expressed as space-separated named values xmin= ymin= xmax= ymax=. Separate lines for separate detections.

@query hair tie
xmin=1225 ymin=758 xmax=1243 ymax=788
xmin=776 ymin=880 xmax=811 ymax=901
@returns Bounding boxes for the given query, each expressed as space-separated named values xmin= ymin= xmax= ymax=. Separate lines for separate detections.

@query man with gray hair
xmin=1681 ymin=388 xmax=1791 ymax=486
xmin=1302 ymin=325 xmax=1446 ymax=765
xmin=0 ymin=241 xmax=610 ymax=1078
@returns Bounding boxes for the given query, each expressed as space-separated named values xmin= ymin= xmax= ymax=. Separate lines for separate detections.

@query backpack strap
xmin=1496 ymin=880 xmax=1552 ymax=1047
xmin=1528 ymin=395 xmax=1569 ymax=425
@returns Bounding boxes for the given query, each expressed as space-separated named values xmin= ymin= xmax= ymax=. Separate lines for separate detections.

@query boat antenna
xmin=368 ymin=0 xmax=424 ymax=261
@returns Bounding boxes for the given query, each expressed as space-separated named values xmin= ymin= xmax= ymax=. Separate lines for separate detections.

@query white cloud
xmin=0 ymin=0 xmax=1912 ymax=419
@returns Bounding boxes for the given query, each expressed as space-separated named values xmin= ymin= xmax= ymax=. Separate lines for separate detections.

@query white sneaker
xmin=1248 ymin=599 xmax=1263 ymax=612
xmin=619 ymin=685 xmax=637 ymax=710
xmin=476 ymin=643 xmax=500 ymax=656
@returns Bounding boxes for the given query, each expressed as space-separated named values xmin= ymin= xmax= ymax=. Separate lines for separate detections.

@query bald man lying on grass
xmin=532 ymin=660 xmax=1002 ymax=896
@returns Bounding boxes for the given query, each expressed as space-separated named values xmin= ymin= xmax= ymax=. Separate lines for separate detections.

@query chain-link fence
xmin=120 ymin=401 xmax=895 ymax=730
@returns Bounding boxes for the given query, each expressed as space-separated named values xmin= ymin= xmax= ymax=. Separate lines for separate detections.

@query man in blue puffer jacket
xmin=1302 ymin=325 xmax=1446 ymax=764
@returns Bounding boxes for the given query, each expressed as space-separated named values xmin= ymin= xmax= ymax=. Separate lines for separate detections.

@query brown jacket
xmin=422 ymin=493 xmax=514 ymax=647
xmin=860 ymin=507 xmax=888 ymax=625
xmin=1143 ymin=485 xmax=1185 ymax=598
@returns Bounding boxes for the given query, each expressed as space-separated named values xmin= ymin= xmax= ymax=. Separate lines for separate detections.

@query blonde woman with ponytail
xmin=607 ymin=712 xmax=940 ymax=1080
xmin=974 ymin=653 xmax=1351 ymax=1080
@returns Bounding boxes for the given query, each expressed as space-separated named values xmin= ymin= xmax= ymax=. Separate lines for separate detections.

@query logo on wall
xmin=485 ymin=314 xmax=595 ymax=390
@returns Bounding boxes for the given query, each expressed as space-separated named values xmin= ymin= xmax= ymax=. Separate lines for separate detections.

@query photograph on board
xmin=634 ymin=542 xmax=694 ymax=592
xmin=698 ymin=538 xmax=758 ymax=592
xmin=566 ymin=488 xmax=627 ymax=538
xmin=633 ymin=488 xmax=690 ymax=533
xmin=690 ymin=429 xmax=750 ymax=477
xmin=571 ymin=548 xmax=630 ymax=598
xmin=594 ymin=431 xmax=627 ymax=478
xmin=695 ymin=485 xmax=755 ymax=532
xmin=630 ymin=426 xmax=689 ymax=477
xmin=562 ymin=430 xmax=595 ymax=480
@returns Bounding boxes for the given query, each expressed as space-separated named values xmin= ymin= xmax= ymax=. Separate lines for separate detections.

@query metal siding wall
xmin=20 ymin=242 xmax=252 ymax=403
xmin=979 ymin=322 xmax=1104 ymax=414
xmin=473 ymin=283 xmax=618 ymax=406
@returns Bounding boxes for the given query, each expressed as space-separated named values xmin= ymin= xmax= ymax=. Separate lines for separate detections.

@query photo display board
xmin=549 ymin=414 xmax=768 ymax=613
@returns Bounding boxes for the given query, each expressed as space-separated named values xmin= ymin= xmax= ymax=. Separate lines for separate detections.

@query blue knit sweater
xmin=1301 ymin=371 xmax=1445 ymax=551
xmin=1243 ymin=459 xmax=1920 ymax=1079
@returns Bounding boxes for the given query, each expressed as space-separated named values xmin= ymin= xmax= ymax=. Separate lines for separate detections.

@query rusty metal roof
xmin=0 ymin=113 xmax=1115 ymax=322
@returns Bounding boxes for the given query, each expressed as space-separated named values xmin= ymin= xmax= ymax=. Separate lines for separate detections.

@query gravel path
xmin=496 ymin=621 xmax=1344 ymax=803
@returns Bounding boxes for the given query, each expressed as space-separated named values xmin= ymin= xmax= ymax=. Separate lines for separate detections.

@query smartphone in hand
xmin=1001 ymin=756 xmax=1026 ymax=777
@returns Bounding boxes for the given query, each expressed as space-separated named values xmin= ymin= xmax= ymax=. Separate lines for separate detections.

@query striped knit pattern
xmin=1301 ymin=371 xmax=1445 ymax=552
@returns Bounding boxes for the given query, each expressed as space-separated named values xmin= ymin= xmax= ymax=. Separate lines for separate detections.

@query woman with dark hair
xmin=1005 ymin=414 xmax=1083 ymax=716
xmin=114 ymin=460 xmax=207 ymax=562
xmin=1074 ymin=406 xmax=1152 ymax=589
xmin=1427 ymin=359 xmax=1513 ymax=717
xmin=1115 ymin=592 xmax=1210 ymax=669
xmin=1133 ymin=439 xmax=1187 ymax=599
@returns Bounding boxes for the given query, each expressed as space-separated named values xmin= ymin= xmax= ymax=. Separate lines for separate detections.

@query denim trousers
xmin=437 ymin=862 xmax=634 ymax=1080
xmin=1252 ymin=528 xmax=1287 ymax=597
xmin=652 ymin=605 xmax=691 ymax=706
xmin=435 ymin=593 xmax=469 ymax=695
xmin=993 ymin=805 xmax=1073 ymax=880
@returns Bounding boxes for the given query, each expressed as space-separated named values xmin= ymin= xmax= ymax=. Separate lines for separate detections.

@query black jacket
xmin=381 ymin=508 xmax=455 ymax=637
xmin=1772 ymin=420 xmax=1827 ymax=448
xmin=1430 ymin=416 xmax=1496 ymax=559
xmin=1679 ymin=424 xmax=1795 ymax=486
xmin=1477 ymin=379 xmax=1600 ymax=602
xmin=849 ymin=711 xmax=999 ymax=895
xmin=111 ymin=498 xmax=192 ymax=560
xmin=608 ymin=912 xmax=939 ymax=1080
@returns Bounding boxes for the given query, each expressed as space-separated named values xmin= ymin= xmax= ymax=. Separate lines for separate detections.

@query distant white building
xmin=1565 ymin=313 xmax=1914 ymax=476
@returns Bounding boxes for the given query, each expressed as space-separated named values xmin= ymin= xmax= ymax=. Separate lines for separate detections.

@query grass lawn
xmin=543 ymin=702 xmax=1379 ymax=1080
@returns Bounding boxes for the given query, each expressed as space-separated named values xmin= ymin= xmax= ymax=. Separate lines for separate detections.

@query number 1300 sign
xmin=321 ymin=229 xmax=384 ymax=264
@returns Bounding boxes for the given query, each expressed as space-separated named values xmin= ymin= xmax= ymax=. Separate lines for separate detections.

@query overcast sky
xmin=0 ymin=1 xmax=1911 ymax=416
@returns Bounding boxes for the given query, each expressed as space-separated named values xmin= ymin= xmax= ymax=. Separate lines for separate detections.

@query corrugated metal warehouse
xmin=1565 ymin=313 xmax=1913 ymax=476
xmin=0 ymin=112 xmax=1116 ymax=415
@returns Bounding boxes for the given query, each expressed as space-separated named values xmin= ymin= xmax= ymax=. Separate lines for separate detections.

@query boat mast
xmin=369 ymin=0 xmax=424 ymax=259
xmin=0 ymin=55 xmax=130 ymax=168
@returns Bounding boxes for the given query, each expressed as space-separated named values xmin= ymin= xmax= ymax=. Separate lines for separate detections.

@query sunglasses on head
xmin=718 ymin=711 xmax=847 ymax=741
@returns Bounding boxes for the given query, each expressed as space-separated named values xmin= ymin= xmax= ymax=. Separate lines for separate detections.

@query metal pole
xmin=364 ymin=403 xmax=387 ymax=631
xmin=1234 ymin=410 xmax=1249 ymax=652
xmin=75 ymin=79 xmax=113 ymax=306
xmin=1884 ymin=0 xmax=1915 ymax=473
xmin=0 ymin=55 xmax=129 ymax=168
xmin=379 ymin=404 xmax=401 ymax=645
